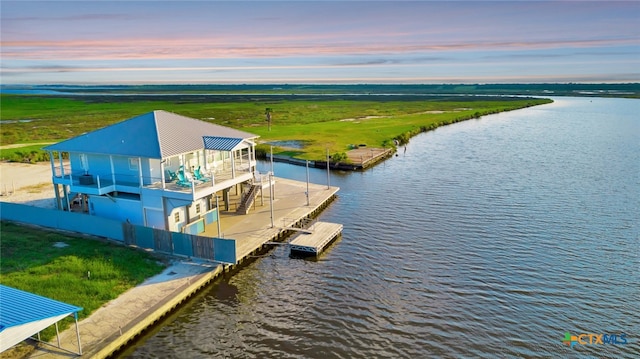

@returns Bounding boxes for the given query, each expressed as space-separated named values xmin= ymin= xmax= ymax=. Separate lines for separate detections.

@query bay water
xmin=122 ymin=97 xmax=639 ymax=358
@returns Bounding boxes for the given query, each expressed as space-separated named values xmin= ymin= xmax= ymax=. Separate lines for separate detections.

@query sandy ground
xmin=0 ymin=162 xmax=58 ymax=209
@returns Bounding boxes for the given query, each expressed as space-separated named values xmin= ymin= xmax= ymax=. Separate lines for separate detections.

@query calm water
xmin=122 ymin=97 xmax=639 ymax=358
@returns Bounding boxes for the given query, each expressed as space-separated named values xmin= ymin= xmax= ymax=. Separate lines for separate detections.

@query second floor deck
xmin=51 ymin=158 xmax=260 ymax=201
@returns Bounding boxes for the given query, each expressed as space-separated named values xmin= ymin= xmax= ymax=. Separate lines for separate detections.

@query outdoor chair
xmin=176 ymin=170 xmax=193 ymax=187
xmin=165 ymin=169 xmax=178 ymax=183
xmin=193 ymin=166 xmax=210 ymax=182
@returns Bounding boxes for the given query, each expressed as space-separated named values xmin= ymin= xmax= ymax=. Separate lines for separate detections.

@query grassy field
xmin=0 ymin=93 xmax=551 ymax=163
xmin=0 ymin=221 xmax=167 ymax=342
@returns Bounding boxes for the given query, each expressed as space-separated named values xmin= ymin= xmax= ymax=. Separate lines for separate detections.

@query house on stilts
xmin=44 ymin=110 xmax=266 ymax=232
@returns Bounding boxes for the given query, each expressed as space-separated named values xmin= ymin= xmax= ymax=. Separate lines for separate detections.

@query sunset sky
xmin=1 ymin=1 xmax=639 ymax=84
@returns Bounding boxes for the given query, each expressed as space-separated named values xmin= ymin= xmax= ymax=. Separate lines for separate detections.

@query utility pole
xmin=306 ymin=160 xmax=310 ymax=206
xmin=269 ymin=171 xmax=274 ymax=228
xmin=270 ymin=146 xmax=275 ymax=200
xmin=326 ymin=148 xmax=331 ymax=189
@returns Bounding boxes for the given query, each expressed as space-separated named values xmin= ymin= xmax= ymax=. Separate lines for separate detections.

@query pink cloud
xmin=3 ymin=36 xmax=637 ymax=61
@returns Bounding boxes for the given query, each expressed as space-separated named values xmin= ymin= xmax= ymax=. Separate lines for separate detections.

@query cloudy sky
xmin=1 ymin=1 xmax=639 ymax=84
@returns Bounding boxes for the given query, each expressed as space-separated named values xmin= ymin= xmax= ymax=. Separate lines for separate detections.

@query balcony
xmin=52 ymin=159 xmax=257 ymax=201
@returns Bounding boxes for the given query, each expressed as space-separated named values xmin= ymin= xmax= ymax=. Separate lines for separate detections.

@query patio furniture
xmin=79 ymin=174 xmax=94 ymax=185
xmin=176 ymin=170 xmax=193 ymax=187
xmin=193 ymin=166 xmax=210 ymax=182
xmin=165 ymin=169 xmax=178 ymax=183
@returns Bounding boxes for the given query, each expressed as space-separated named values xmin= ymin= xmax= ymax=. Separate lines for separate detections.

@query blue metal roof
xmin=0 ymin=285 xmax=83 ymax=331
xmin=43 ymin=112 xmax=163 ymax=158
xmin=202 ymin=136 xmax=245 ymax=151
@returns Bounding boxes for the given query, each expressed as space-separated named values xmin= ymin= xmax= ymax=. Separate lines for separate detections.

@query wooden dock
xmin=289 ymin=221 xmax=343 ymax=257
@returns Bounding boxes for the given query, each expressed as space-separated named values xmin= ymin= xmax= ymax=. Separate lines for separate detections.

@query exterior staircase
xmin=236 ymin=184 xmax=261 ymax=214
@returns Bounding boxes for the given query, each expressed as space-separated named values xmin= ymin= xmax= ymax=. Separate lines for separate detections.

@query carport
xmin=0 ymin=285 xmax=83 ymax=355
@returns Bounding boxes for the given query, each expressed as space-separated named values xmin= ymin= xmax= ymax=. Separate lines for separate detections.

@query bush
xmin=330 ymin=152 xmax=348 ymax=163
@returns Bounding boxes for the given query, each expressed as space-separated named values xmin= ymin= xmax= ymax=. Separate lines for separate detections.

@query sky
xmin=1 ymin=1 xmax=639 ymax=85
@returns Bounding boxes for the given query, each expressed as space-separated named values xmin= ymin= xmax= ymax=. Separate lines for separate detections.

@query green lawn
xmin=0 ymin=221 xmax=167 ymax=341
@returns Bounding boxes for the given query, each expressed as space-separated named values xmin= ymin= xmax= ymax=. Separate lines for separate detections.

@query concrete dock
xmin=21 ymin=177 xmax=339 ymax=358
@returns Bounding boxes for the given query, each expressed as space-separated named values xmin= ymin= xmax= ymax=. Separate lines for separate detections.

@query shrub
xmin=330 ymin=152 xmax=348 ymax=163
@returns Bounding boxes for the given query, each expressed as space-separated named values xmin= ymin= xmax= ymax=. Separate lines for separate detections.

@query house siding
xmin=112 ymin=156 xmax=141 ymax=185
xmin=142 ymin=192 xmax=166 ymax=229
xmin=144 ymin=208 xmax=165 ymax=229
xmin=90 ymin=195 xmax=144 ymax=225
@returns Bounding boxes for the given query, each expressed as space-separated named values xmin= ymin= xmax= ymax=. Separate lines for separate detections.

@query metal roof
xmin=0 ymin=285 xmax=83 ymax=352
xmin=203 ymin=136 xmax=246 ymax=151
xmin=44 ymin=110 xmax=259 ymax=159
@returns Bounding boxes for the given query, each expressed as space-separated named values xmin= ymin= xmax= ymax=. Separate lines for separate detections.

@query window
xmin=129 ymin=158 xmax=138 ymax=171
xmin=174 ymin=212 xmax=180 ymax=223
xmin=195 ymin=203 xmax=201 ymax=214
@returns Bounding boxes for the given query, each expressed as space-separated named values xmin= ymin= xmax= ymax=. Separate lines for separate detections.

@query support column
xmin=62 ymin=185 xmax=71 ymax=211
xmin=185 ymin=204 xmax=191 ymax=224
xmin=162 ymin=197 xmax=170 ymax=231
xmin=138 ymin=157 xmax=143 ymax=188
xmin=58 ymin=151 xmax=65 ymax=178
xmin=48 ymin=151 xmax=56 ymax=178
xmin=160 ymin=160 xmax=166 ymax=190
xmin=74 ymin=314 xmax=82 ymax=355
xmin=230 ymin=150 xmax=236 ymax=178
xmin=54 ymin=184 xmax=62 ymax=210
xmin=223 ymin=188 xmax=231 ymax=211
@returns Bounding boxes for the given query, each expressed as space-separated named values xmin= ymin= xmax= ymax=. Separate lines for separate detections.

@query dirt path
xmin=0 ymin=142 xmax=54 ymax=150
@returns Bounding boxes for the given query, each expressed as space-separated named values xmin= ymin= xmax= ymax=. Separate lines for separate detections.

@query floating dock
xmin=289 ymin=221 xmax=343 ymax=257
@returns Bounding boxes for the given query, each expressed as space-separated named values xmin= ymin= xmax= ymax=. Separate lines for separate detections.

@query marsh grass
xmin=0 ymin=221 xmax=166 ymax=342
xmin=1 ymin=94 xmax=551 ymax=162
xmin=0 ymin=144 xmax=56 ymax=163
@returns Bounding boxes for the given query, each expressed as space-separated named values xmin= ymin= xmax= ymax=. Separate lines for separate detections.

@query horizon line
xmin=3 ymin=81 xmax=639 ymax=87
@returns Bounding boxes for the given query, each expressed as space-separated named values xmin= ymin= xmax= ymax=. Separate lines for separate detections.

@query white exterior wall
xmin=169 ymin=206 xmax=187 ymax=232
xmin=187 ymin=197 xmax=208 ymax=222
